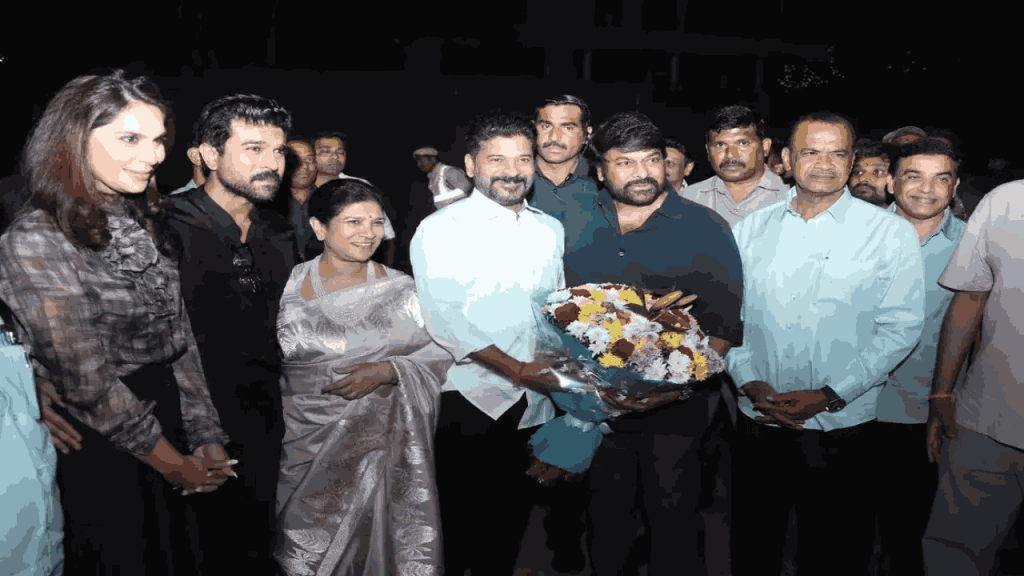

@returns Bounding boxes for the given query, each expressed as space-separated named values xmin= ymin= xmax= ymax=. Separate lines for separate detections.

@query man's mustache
xmin=625 ymin=177 xmax=660 ymax=190
xmin=721 ymin=160 xmax=745 ymax=169
xmin=543 ymin=142 xmax=567 ymax=150
xmin=491 ymin=176 xmax=528 ymax=185
xmin=252 ymin=172 xmax=282 ymax=184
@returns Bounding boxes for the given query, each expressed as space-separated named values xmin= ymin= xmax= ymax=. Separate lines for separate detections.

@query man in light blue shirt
xmin=727 ymin=113 xmax=925 ymax=576
xmin=411 ymin=113 xmax=563 ymax=576
xmin=870 ymin=138 xmax=965 ymax=576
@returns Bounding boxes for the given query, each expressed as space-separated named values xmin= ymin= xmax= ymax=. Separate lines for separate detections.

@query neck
xmin=205 ymin=177 xmax=254 ymax=229
xmin=790 ymin=187 xmax=845 ymax=221
xmin=896 ymin=205 xmax=947 ymax=241
xmin=314 ymin=173 xmax=336 ymax=188
xmin=320 ymin=251 xmax=368 ymax=280
xmin=291 ymin=186 xmax=314 ymax=204
xmin=614 ymin=191 xmax=669 ymax=232
xmin=720 ymin=168 xmax=764 ymax=203
xmin=537 ymin=154 xmax=580 ymax=186
xmin=192 ymin=169 xmax=206 ymax=187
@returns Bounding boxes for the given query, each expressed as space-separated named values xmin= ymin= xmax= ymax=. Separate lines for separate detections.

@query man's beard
xmin=606 ymin=176 xmax=667 ymax=206
xmin=851 ymin=183 xmax=887 ymax=206
xmin=475 ymin=174 xmax=534 ymax=206
xmin=221 ymin=170 xmax=282 ymax=203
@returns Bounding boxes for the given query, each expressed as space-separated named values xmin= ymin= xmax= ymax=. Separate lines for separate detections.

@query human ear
xmin=199 ymin=143 xmax=220 ymax=171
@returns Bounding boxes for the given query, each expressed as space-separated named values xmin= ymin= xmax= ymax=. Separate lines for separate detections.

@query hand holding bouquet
xmin=526 ymin=283 xmax=726 ymax=475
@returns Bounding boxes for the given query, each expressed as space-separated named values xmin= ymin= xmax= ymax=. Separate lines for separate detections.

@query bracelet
xmin=928 ymin=393 xmax=954 ymax=400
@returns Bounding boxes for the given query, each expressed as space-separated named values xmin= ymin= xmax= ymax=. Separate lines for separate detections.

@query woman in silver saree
xmin=275 ymin=180 xmax=452 ymax=576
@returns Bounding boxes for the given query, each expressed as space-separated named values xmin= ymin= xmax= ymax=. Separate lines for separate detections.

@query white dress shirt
xmin=410 ymin=190 xmax=565 ymax=428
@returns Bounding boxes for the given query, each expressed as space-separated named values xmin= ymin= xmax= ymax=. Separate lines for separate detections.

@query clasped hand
xmin=171 ymin=444 xmax=237 ymax=496
xmin=323 ymin=362 xmax=398 ymax=400
xmin=743 ymin=381 xmax=828 ymax=430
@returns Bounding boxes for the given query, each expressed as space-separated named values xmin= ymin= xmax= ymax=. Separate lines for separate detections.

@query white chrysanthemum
xmin=667 ymin=350 xmax=692 ymax=382
xmin=644 ymin=358 xmax=669 ymax=381
xmin=584 ymin=325 xmax=612 ymax=355
xmin=547 ymin=290 xmax=573 ymax=303
xmin=568 ymin=321 xmax=590 ymax=340
xmin=623 ymin=321 xmax=661 ymax=344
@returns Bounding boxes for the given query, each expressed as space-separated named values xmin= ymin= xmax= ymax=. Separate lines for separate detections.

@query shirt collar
xmin=466 ymin=188 xmax=541 ymax=220
xmin=781 ymin=186 xmax=855 ymax=224
xmin=535 ymin=155 xmax=590 ymax=186
xmin=710 ymin=169 xmax=783 ymax=196
xmin=594 ymin=187 xmax=684 ymax=230
xmin=886 ymin=204 xmax=958 ymax=243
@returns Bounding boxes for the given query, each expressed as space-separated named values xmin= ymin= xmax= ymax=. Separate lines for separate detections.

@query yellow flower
xmin=635 ymin=340 xmax=645 ymax=349
xmin=603 ymin=320 xmax=623 ymax=341
xmin=580 ymin=302 xmax=605 ymax=317
xmin=590 ymin=291 xmax=607 ymax=302
xmin=619 ymin=289 xmax=643 ymax=306
xmin=690 ymin=352 xmax=709 ymax=380
xmin=660 ymin=332 xmax=684 ymax=348
xmin=578 ymin=314 xmax=592 ymax=324
xmin=598 ymin=353 xmax=626 ymax=368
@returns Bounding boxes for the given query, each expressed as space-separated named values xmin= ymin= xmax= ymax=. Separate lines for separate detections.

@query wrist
xmin=820 ymin=386 xmax=847 ymax=413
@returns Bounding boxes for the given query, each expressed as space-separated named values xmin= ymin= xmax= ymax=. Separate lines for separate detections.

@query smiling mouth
xmin=126 ymin=170 xmax=152 ymax=179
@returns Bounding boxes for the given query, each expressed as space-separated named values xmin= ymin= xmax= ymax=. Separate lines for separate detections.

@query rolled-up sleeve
xmin=0 ymin=225 xmax=162 ymax=458
xmin=171 ymin=304 xmax=230 ymax=451
xmin=828 ymin=223 xmax=926 ymax=402
xmin=939 ymin=194 xmax=993 ymax=292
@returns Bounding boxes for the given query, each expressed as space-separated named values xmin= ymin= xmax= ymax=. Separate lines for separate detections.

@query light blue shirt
xmin=726 ymin=187 xmax=925 ymax=430
xmin=410 ymin=190 xmax=563 ymax=429
xmin=876 ymin=207 xmax=965 ymax=424
xmin=1 ymin=322 xmax=62 ymax=576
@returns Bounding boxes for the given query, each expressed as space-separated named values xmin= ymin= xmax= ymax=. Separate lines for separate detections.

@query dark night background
xmin=0 ymin=1 xmax=1015 ymax=212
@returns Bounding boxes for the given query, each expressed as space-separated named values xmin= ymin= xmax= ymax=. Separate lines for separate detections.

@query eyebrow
xmin=116 ymin=130 xmax=168 ymax=139
xmin=242 ymin=140 xmax=268 ymax=145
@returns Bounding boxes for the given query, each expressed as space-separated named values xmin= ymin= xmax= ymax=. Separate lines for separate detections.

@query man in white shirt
xmin=411 ymin=112 xmax=565 ymax=575
xmin=413 ymin=146 xmax=471 ymax=209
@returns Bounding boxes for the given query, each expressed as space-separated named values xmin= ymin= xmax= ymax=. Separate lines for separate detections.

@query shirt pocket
xmin=815 ymin=252 xmax=892 ymax=307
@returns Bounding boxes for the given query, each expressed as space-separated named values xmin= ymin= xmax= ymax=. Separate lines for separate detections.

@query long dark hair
xmin=23 ymin=70 xmax=178 ymax=257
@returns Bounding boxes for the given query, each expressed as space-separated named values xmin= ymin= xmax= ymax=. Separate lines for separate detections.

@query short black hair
xmin=465 ymin=112 xmax=536 ymax=158
xmin=854 ymin=139 xmax=892 ymax=163
xmin=535 ymin=95 xmax=592 ymax=128
xmin=195 ymin=94 xmax=292 ymax=152
xmin=313 ymin=131 xmax=347 ymax=148
xmin=664 ymin=138 xmax=694 ymax=163
xmin=888 ymin=138 xmax=961 ymax=179
xmin=590 ymin=112 xmax=666 ymax=164
xmin=786 ymin=112 xmax=856 ymax=151
xmin=706 ymin=105 xmax=767 ymax=143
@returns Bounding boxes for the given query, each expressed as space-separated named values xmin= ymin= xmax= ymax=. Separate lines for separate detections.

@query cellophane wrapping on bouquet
xmin=529 ymin=283 xmax=726 ymax=473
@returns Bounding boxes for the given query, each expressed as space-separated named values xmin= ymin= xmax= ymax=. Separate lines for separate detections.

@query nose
xmin=265 ymin=150 xmax=284 ymax=174
xmin=140 ymin=141 xmax=164 ymax=166
xmin=726 ymin=145 xmax=741 ymax=159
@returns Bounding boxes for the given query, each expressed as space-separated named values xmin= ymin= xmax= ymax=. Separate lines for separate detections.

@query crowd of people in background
xmin=1 ymin=69 xmax=1022 ymax=576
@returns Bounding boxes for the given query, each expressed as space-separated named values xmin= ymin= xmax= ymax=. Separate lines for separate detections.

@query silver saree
xmin=275 ymin=258 xmax=452 ymax=576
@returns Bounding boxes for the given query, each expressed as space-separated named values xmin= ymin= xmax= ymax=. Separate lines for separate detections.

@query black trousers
xmin=585 ymin=387 xmax=723 ymax=576
xmin=732 ymin=417 xmax=876 ymax=576
xmin=56 ymin=363 xmax=196 ymax=576
xmin=435 ymin=392 xmax=538 ymax=575
xmin=867 ymin=421 xmax=938 ymax=576
xmin=183 ymin=376 xmax=283 ymax=576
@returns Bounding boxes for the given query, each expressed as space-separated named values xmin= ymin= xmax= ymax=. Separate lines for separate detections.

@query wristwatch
xmin=821 ymin=386 xmax=847 ymax=413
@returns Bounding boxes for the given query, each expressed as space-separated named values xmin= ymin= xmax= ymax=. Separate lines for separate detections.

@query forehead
xmin=793 ymin=121 xmax=852 ymax=149
xmin=899 ymin=154 xmax=955 ymax=174
xmin=607 ymin=147 xmax=661 ymax=162
xmin=665 ymin=147 xmax=684 ymax=160
xmin=709 ymin=125 xmax=758 ymax=142
xmin=538 ymin=104 xmax=583 ymax=124
xmin=855 ymin=156 xmax=889 ymax=169
xmin=287 ymin=141 xmax=313 ymax=155
xmin=102 ymin=101 xmax=165 ymax=133
xmin=334 ymin=200 xmax=383 ymax=219
xmin=228 ymin=119 xmax=285 ymax=143
xmin=479 ymin=135 xmax=533 ymax=156
xmin=315 ymin=137 xmax=344 ymax=150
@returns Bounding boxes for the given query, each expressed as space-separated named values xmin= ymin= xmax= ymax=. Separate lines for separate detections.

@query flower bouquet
xmin=527 ymin=283 xmax=726 ymax=475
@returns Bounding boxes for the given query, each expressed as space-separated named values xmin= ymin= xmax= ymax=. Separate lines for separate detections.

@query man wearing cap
xmin=414 ymin=146 xmax=472 ymax=210
xmin=883 ymin=125 xmax=929 ymax=145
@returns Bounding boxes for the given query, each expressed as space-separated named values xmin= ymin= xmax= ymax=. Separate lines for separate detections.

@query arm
xmin=824 ymin=224 xmax=926 ymax=404
xmin=170 ymin=303 xmax=230 ymax=453
xmin=0 ymin=225 xmax=164 ymax=459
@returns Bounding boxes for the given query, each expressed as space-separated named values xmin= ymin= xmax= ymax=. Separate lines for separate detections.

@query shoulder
xmin=256 ymin=205 xmax=295 ymax=236
xmin=0 ymin=209 xmax=64 ymax=253
xmin=976 ymin=180 xmax=1024 ymax=219
xmin=684 ymin=175 xmax=717 ymax=196
xmin=733 ymin=199 xmax=786 ymax=238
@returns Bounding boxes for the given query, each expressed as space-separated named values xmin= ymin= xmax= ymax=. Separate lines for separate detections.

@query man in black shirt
xmin=166 ymin=94 xmax=297 ymax=575
xmin=563 ymin=112 xmax=744 ymax=576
